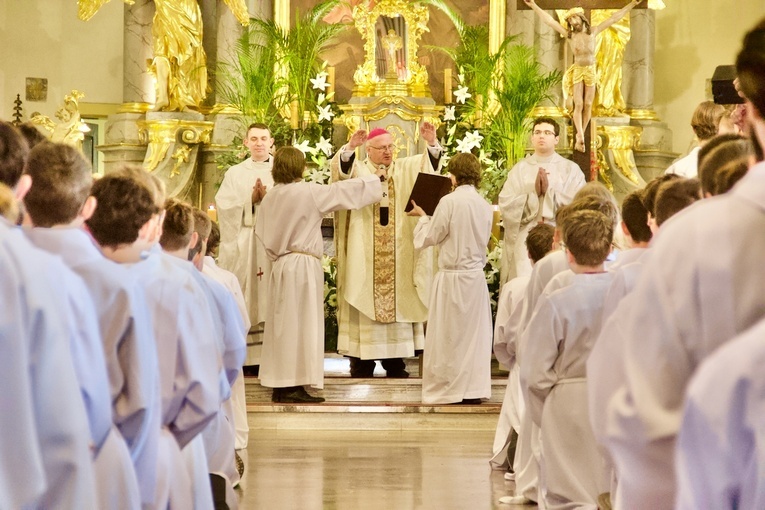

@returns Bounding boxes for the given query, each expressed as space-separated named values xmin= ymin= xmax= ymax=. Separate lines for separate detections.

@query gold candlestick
xmin=290 ymin=100 xmax=299 ymax=130
xmin=327 ymin=66 xmax=335 ymax=97
xmin=444 ymin=68 xmax=453 ymax=104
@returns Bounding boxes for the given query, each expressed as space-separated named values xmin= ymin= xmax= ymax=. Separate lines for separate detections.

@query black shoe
xmin=460 ymin=398 xmax=482 ymax=405
xmin=350 ymin=370 xmax=375 ymax=378
xmin=386 ymin=369 xmax=410 ymax=379
xmin=279 ymin=387 xmax=326 ymax=403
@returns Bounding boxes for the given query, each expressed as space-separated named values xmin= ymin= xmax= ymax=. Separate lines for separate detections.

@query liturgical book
xmin=404 ymin=173 xmax=453 ymax=216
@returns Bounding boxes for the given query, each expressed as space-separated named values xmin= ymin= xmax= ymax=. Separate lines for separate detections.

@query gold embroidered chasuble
xmin=331 ymin=149 xmax=438 ymax=355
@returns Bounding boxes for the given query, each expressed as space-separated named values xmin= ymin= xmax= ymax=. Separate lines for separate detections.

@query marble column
xmin=623 ymin=9 xmax=655 ymax=115
xmin=123 ymin=0 xmax=154 ymax=105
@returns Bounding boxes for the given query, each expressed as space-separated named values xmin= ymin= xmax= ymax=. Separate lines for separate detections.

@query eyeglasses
xmin=368 ymin=144 xmax=395 ymax=152
xmin=533 ymin=130 xmax=556 ymax=136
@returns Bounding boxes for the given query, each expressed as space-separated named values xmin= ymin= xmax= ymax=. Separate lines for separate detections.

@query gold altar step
xmin=244 ymin=360 xmax=507 ymax=431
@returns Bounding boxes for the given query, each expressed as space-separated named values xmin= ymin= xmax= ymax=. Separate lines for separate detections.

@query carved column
xmin=123 ymin=0 xmax=154 ymax=105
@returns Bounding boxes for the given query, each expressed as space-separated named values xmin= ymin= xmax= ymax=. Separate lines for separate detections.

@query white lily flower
xmin=310 ymin=72 xmax=329 ymax=91
xmin=294 ymin=139 xmax=315 ymax=155
xmin=455 ymin=136 xmax=473 ymax=153
xmin=317 ymin=92 xmax=326 ymax=105
xmin=464 ymin=130 xmax=484 ymax=150
xmin=316 ymin=136 xmax=334 ymax=156
xmin=443 ymin=105 xmax=456 ymax=122
xmin=317 ymin=104 xmax=335 ymax=122
xmin=454 ymin=86 xmax=471 ymax=104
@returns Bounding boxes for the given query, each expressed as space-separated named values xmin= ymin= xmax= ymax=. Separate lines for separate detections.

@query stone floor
xmin=236 ymin=429 xmax=532 ymax=509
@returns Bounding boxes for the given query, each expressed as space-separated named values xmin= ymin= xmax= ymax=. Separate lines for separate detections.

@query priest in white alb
xmin=498 ymin=117 xmax=585 ymax=284
xmin=215 ymin=123 xmax=274 ymax=367
xmin=330 ymin=123 xmax=442 ymax=378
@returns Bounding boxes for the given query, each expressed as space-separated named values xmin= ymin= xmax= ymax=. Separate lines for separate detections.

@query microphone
xmin=379 ymin=164 xmax=389 ymax=226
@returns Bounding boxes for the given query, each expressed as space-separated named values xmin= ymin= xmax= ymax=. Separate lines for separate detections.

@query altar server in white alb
xmin=0 ymin=122 xmax=96 ymax=508
xmin=675 ymin=317 xmax=765 ymax=510
xmin=87 ymin=171 xmax=222 ymax=510
xmin=498 ymin=116 xmax=585 ymax=284
xmin=160 ymin=201 xmax=246 ymax=509
xmin=23 ymin=143 xmax=160 ymax=509
xmin=330 ymin=123 xmax=442 ymax=378
xmin=588 ymin=21 xmax=765 ymax=509
xmin=204 ymin=221 xmax=251 ymax=451
xmin=491 ymin=223 xmax=555 ymax=471
xmin=256 ymin=146 xmax=383 ymax=403
xmin=216 ymin=122 xmax=274 ymax=366
xmin=521 ymin=210 xmax=614 ymax=510
xmin=408 ymin=153 xmax=493 ymax=405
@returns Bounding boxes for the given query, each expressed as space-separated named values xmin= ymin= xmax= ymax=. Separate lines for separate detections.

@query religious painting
xmin=26 ymin=77 xmax=48 ymax=102
xmin=290 ymin=0 xmax=489 ymax=103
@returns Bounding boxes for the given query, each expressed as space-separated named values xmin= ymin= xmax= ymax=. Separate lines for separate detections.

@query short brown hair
xmin=159 ymin=198 xmax=194 ymax=252
xmin=526 ymin=223 xmax=555 ymax=263
xmin=621 ymin=190 xmax=652 ymax=243
xmin=448 ymin=153 xmax=481 ymax=187
xmin=713 ymin=159 xmax=750 ymax=195
xmin=561 ymin=210 xmax=613 ymax=266
xmin=532 ymin=116 xmax=560 ymax=136
xmin=557 ymin=195 xmax=619 ymax=228
xmin=698 ymin=138 xmax=753 ymax=195
xmin=189 ymin=208 xmax=212 ymax=261
xmin=17 ymin=123 xmax=48 ymax=150
xmin=690 ymin=101 xmax=727 ymax=141
xmin=247 ymin=122 xmax=270 ymax=136
xmin=23 ymin=142 xmax=93 ymax=227
xmin=655 ymin=178 xmax=701 ymax=227
xmin=206 ymin=221 xmax=220 ymax=256
xmin=0 ymin=122 xmax=29 ymax=188
xmin=86 ymin=175 xmax=160 ymax=248
xmin=272 ymin=146 xmax=305 ymax=184
xmin=737 ymin=19 xmax=765 ymax=119
xmin=642 ymin=174 xmax=682 ymax=217
xmin=110 ymin=164 xmax=166 ymax=209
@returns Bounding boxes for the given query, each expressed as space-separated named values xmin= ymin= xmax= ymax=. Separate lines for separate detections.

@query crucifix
xmin=518 ymin=0 xmax=646 ymax=178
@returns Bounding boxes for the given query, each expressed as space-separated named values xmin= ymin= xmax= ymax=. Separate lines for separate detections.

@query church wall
xmin=0 ymin=0 xmax=124 ymax=121
xmin=653 ymin=0 xmax=765 ymax=155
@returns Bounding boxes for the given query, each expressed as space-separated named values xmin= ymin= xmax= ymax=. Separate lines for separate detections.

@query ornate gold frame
xmin=351 ymin=0 xmax=431 ymax=98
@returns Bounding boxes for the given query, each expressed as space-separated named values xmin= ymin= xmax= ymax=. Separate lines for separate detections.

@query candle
xmin=490 ymin=204 xmax=501 ymax=250
xmin=327 ymin=66 xmax=335 ymax=98
xmin=444 ymin=68 xmax=452 ymax=104
xmin=290 ymin=100 xmax=299 ymax=130
xmin=206 ymin=204 xmax=218 ymax=223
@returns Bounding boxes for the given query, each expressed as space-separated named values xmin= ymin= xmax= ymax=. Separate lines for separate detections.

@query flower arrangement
xmin=322 ymin=255 xmax=339 ymax=352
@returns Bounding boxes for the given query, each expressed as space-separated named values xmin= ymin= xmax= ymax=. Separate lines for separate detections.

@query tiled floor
xmin=236 ymin=429 xmax=532 ymax=509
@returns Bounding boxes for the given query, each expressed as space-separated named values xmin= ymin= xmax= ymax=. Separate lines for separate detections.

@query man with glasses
xmin=498 ymin=116 xmax=585 ymax=284
xmin=330 ymin=123 xmax=442 ymax=378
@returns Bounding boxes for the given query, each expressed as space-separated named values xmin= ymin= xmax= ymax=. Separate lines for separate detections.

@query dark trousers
xmin=349 ymin=357 xmax=405 ymax=377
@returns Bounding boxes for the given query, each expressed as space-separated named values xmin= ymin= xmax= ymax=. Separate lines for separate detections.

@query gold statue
xmin=78 ymin=0 xmax=250 ymax=111
xmin=524 ymin=0 xmax=643 ymax=152
xmin=31 ymin=90 xmax=87 ymax=149
xmin=380 ymin=28 xmax=403 ymax=79
xmin=591 ymin=0 xmax=664 ymax=117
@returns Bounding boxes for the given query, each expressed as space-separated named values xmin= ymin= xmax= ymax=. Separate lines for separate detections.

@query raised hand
xmin=420 ymin=122 xmax=437 ymax=146
xmin=347 ymin=129 xmax=368 ymax=151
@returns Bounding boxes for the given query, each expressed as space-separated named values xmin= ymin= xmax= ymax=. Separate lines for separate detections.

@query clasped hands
xmin=251 ymin=178 xmax=267 ymax=204
xmin=535 ymin=167 xmax=549 ymax=196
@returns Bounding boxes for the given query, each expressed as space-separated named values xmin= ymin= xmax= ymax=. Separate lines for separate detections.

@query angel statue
xmin=78 ymin=0 xmax=250 ymax=111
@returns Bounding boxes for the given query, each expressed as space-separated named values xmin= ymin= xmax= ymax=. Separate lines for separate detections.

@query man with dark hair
xmin=24 ymin=143 xmax=159 ymax=508
xmin=607 ymin=190 xmax=652 ymax=274
xmin=697 ymin=137 xmax=753 ymax=196
xmin=499 ymin=116 xmax=585 ymax=284
xmin=216 ymin=122 xmax=275 ymax=367
xmin=654 ymin=178 xmax=702 ymax=227
xmin=589 ymin=18 xmax=765 ymax=508
xmin=639 ymin=173 xmax=682 ymax=234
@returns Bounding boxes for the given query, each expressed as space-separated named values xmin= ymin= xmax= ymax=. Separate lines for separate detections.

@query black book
xmin=404 ymin=173 xmax=453 ymax=216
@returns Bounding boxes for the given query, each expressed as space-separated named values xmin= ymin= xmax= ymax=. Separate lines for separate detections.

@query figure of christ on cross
xmin=523 ymin=0 xmax=643 ymax=152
